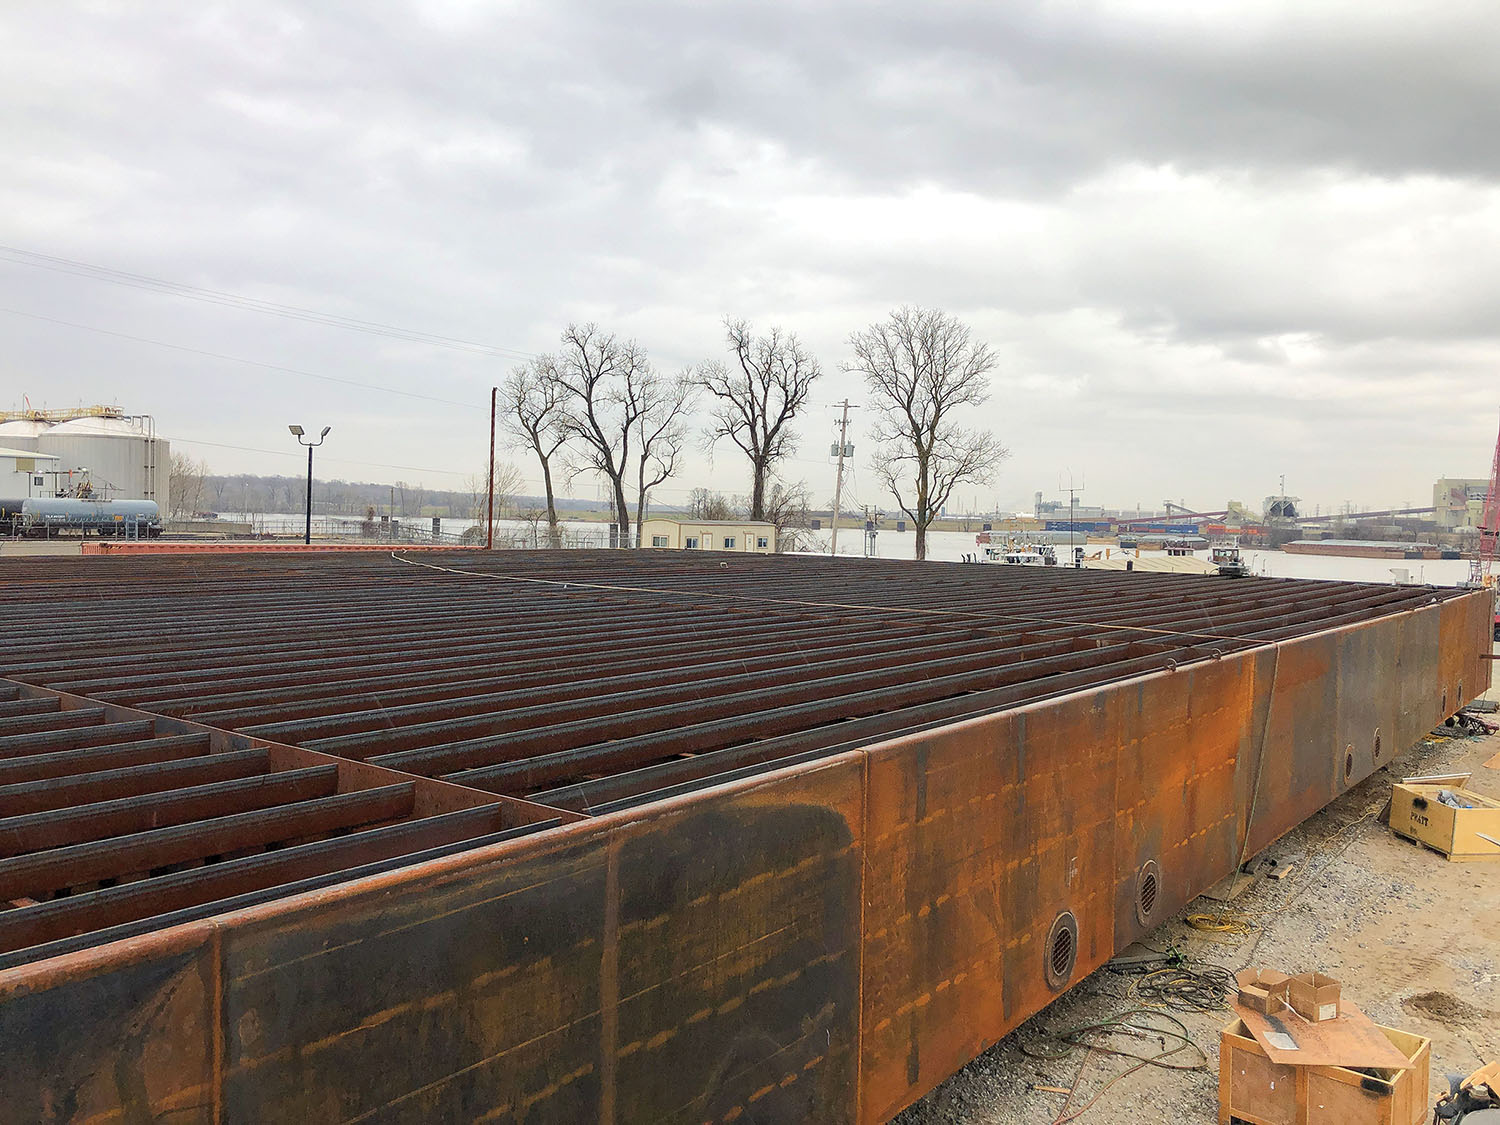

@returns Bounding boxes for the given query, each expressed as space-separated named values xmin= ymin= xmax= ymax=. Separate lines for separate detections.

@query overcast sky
xmin=3 ymin=1 xmax=1498 ymax=516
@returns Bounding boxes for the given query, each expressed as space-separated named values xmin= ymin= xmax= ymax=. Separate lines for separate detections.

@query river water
xmin=219 ymin=512 xmax=1480 ymax=588
xmin=820 ymin=527 xmax=1481 ymax=587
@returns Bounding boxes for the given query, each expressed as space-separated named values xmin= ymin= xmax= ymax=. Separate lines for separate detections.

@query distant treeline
xmin=193 ymin=474 xmax=617 ymax=518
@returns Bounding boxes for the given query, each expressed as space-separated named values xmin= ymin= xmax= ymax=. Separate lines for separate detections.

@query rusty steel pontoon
xmin=0 ymin=550 xmax=1491 ymax=1123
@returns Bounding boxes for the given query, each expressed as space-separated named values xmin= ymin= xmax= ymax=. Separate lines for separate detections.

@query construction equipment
xmin=1466 ymin=411 xmax=1500 ymax=640
xmin=1471 ymin=413 xmax=1500 ymax=588
xmin=1434 ymin=1061 xmax=1500 ymax=1123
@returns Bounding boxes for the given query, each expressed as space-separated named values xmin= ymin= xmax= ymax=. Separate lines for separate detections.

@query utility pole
xmin=486 ymin=386 xmax=497 ymax=551
xmin=829 ymin=399 xmax=856 ymax=556
xmin=1061 ymin=473 xmax=1084 ymax=568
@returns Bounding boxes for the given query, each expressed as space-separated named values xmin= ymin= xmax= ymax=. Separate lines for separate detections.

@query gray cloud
xmin=1 ymin=0 xmax=1497 ymax=514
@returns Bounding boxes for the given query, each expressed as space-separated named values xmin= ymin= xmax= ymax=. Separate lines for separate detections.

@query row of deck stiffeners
xmin=0 ymin=552 xmax=1465 ymax=817
xmin=0 ymin=682 xmax=556 ymax=969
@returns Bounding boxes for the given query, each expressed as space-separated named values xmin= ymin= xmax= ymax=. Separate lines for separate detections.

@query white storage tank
xmin=0 ymin=419 xmax=53 ymax=451
xmin=37 ymin=416 xmax=169 ymax=509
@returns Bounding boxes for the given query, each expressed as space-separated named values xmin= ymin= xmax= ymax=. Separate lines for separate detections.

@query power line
xmin=2 ymin=308 xmax=787 ymax=498
xmin=0 ymin=306 xmax=484 ymax=409
xmin=0 ymin=288 xmax=837 ymax=500
xmin=168 ymin=437 xmax=474 ymax=478
xmin=2 ymin=307 xmax=849 ymax=473
xmin=169 ymin=436 xmax=740 ymax=499
xmin=0 ymin=245 xmax=537 ymax=361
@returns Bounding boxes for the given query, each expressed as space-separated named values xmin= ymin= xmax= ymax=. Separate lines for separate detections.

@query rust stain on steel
xmin=0 ymin=552 xmax=1489 ymax=1123
xmin=205 ymin=757 xmax=861 ymax=1123
xmin=0 ymin=922 xmax=219 ymax=1124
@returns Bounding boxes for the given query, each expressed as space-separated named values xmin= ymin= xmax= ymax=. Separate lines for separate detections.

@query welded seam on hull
xmin=599 ymin=837 xmax=619 ymax=1125
xmin=855 ymin=749 xmax=869 ymax=1125
xmin=211 ymin=920 xmax=224 ymax=1125
xmin=1235 ymin=644 xmax=1282 ymax=870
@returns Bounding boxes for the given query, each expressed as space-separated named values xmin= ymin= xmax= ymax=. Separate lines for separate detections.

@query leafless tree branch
xmin=845 ymin=306 xmax=1009 ymax=560
xmin=499 ymin=359 xmax=568 ymax=548
xmin=634 ymin=368 xmax=697 ymax=543
xmin=696 ymin=318 xmax=822 ymax=520
xmin=551 ymin=323 xmax=690 ymax=547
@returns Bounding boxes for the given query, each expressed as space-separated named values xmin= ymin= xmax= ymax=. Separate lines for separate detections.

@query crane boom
xmin=1480 ymin=411 xmax=1500 ymax=583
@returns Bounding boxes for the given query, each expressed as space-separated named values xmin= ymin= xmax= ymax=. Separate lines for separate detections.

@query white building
xmin=639 ymin=518 xmax=777 ymax=553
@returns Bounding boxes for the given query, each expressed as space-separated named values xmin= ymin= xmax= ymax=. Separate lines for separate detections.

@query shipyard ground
xmin=903 ymin=713 xmax=1500 ymax=1125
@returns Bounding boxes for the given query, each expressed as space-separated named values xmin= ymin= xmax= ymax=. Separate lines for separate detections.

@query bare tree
xmin=499 ymin=360 xmax=567 ymax=548
xmin=633 ymin=370 xmax=696 ymax=544
xmin=552 ymin=323 xmax=691 ymax=547
xmin=466 ymin=462 xmax=522 ymax=522
xmin=688 ymin=488 xmax=740 ymax=521
xmin=845 ymin=307 xmax=1009 ymax=561
xmin=167 ymin=453 xmax=210 ymax=518
xmin=517 ymin=507 xmax=547 ymax=548
xmin=697 ymin=319 xmax=822 ymax=520
xmin=763 ymin=479 xmax=813 ymax=552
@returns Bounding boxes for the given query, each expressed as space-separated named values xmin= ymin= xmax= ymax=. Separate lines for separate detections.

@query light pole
xmin=288 ymin=425 xmax=331 ymax=544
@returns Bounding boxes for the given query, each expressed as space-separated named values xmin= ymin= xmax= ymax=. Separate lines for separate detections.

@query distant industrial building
xmin=640 ymin=517 xmax=776 ymax=553
xmin=1433 ymin=477 xmax=1489 ymax=529
xmin=1264 ymin=494 xmax=1301 ymax=521
xmin=1034 ymin=495 xmax=1108 ymax=520
xmin=0 ymin=405 xmax=168 ymax=509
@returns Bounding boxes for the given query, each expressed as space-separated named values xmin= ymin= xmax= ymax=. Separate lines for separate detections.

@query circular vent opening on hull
xmin=1344 ymin=748 xmax=1355 ymax=782
xmin=1045 ymin=911 xmax=1079 ymax=992
xmin=1135 ymin=860 xmax=1161 ymax=927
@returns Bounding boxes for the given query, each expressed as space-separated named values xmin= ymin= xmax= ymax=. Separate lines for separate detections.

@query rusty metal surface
xmin=0 ymin=552 xmax=1466 ymax=803
xmin=0 ymin=550 xmax=1489 ymax=1123
xmin=0 ymin=683 xmax=541 ymax=965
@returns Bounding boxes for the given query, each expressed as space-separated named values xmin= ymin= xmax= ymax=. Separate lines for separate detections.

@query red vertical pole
xmin=486 ymin=387 xmax=497 ymax=550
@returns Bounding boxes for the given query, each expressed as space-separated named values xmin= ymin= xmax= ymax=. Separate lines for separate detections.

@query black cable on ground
xmin=1018 ymin=1007 xmax=1209 ymax=1124
xmin=1133 ymin=964 xmax=1237 ymax=1012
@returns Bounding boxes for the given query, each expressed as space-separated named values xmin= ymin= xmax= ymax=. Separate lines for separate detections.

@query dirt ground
xmin=897 ymin=719 xmax=1500 ymax=1125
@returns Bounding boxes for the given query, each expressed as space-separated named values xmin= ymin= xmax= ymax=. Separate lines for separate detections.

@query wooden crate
xmin=1389 ymin=782 xmax=1500 ymax=861
xmin=1219 ymin=1018 xmax=1431 ymax=1125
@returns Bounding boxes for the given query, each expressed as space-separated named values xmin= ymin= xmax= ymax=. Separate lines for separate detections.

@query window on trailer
xmin=685 ymin=536 xmax=698 ymax=549
xmin=757 ymin=536 xmax=769 ymax=549
xmin=652 ymin=535 xmax=669 ymax=548
xmin=723 ymin=537 xmax=736 ymax=549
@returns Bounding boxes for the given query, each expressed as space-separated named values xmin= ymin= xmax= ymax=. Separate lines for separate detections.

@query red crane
xmin=1475 ymin=411 xmax=1500 ymax=590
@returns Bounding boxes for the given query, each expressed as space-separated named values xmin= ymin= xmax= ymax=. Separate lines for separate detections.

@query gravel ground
xmin=895 ymin=724 xmax=1500 ymax=1125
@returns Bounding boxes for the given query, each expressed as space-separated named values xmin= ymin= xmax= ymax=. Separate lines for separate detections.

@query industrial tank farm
xmin=0 ymin=407 xmax=168 ymax=511
xmin=0 ymin=550 xmax=1490 ymax=1123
